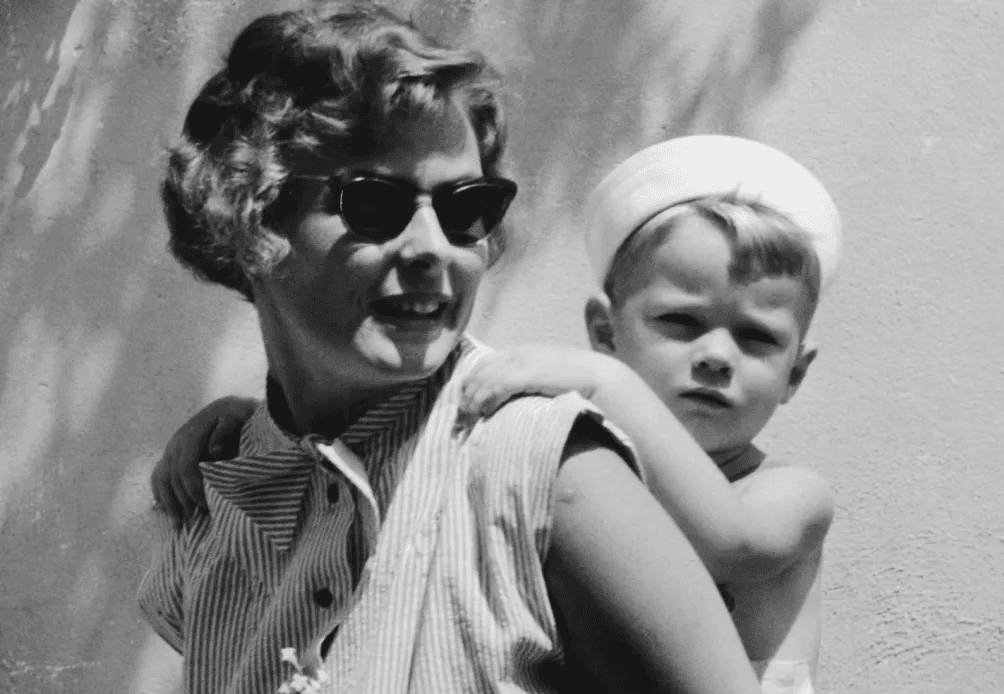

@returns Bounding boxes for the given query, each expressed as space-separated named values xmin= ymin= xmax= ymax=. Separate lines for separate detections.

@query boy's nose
xmin=694 ymin=354 xmax=733 ymax=377
xmin=692 ymin=331 xmax=735 ymax=382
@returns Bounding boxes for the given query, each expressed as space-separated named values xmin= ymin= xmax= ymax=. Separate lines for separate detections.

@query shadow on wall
xmin=464 ymin=0 xmax=825 ymax=342
xmin=0 ymin=0 xmax=822 ymax=692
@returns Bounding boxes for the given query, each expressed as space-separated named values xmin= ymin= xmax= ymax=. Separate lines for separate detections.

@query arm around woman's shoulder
xmin=544 ymin=417 xmax=761 ymax=694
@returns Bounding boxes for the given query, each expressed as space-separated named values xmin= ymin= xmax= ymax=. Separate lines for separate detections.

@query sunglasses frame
xmin=291 ymin=172 xmax=518 ymax=247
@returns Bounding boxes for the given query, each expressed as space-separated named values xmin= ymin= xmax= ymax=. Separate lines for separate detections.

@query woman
xmin=139 ymin=3 xmax=763 ymax=693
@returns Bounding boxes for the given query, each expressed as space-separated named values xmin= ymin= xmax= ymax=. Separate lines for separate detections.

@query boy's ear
xmin=585 ymin=294 xmax=617 ymax=355
xmin=782 ymin=342 xmax=818 ymax=404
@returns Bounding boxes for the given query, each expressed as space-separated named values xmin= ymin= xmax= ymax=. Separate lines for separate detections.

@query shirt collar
xmin=199 ymin=336 xmax=475 ymax=552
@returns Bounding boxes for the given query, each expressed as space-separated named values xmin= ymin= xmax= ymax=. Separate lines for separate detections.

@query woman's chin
xmin=356 ymin=321 xmax=462 ymax=378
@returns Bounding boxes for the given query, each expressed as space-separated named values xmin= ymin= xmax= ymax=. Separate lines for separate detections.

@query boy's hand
xmin=151 ymin=396 xmax=259 ymax=528
xmin=460 ymin=345 xmax=621 ymax=421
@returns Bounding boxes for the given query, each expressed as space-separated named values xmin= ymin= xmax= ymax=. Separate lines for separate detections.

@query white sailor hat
xmin=584 ymin=135 xmax=842 ymax=292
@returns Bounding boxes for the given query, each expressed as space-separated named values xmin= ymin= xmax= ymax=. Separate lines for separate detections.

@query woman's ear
xmin=585 ymin=294 xmax=617 ymax=355
xmin=782 ymin=342 xmax=818 ymax=404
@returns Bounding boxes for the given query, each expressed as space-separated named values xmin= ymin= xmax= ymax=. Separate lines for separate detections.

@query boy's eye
xmin=660 ymin=313 xmax=700 ymax=327
xmin=735 ymin=328 xmax=777 ymax=346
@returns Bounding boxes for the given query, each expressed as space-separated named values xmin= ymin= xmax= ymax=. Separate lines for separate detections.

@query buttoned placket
xmin=312 ymin=438 xmax=381 ymax=548
xmin=297 ymin=435 xmax=383 ymax=665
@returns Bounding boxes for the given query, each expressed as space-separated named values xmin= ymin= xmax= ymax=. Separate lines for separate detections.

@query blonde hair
xmin=604 ymin=194 xmax=822 ymax=331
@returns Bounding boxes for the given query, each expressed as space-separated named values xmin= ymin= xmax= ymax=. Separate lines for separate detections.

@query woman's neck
xmin=261 ymin=335 xmax=403 ymax=440
xmin=265 ymin=365 xmax=400 ymax=440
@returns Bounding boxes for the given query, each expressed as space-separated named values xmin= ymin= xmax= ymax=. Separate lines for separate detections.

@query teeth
xmin=400 ymin=301 xmax=441 ymax=315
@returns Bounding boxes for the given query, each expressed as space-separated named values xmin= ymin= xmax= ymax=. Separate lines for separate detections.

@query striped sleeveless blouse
xmin=137 ymin=336 xmax=638 ymax=694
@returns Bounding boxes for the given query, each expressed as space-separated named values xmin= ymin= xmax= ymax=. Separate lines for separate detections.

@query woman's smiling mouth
xmin=370 ymin=294 xmax=455 ymax=327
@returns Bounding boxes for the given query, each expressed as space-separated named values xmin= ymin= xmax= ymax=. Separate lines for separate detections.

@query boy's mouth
xmin=678 ymin=388 xmax=733 ymax=409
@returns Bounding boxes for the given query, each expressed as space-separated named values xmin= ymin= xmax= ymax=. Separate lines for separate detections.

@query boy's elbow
xmin=711 ymin=537 xmax=789 ymax=583
xmin=717 ymin=540 xmax=803 ymax=584
xmin=733 ymin=475 xmax=836 ymax=582
xmin=806 ymin=485 xmax=836 ymax=545
xmin=697 ymin=524 xmax=779 ymax=584
xmin=794 ymin=470 xmax=836 ymax=552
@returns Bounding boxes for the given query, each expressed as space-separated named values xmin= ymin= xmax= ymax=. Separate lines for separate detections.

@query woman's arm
xmin=545 ymin=420 xmax=761 ymax=694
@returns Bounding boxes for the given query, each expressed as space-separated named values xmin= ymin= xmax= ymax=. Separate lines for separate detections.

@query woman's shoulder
xmin=449 ymin=336 xmax=639 ymax=472
xmin=466 ymin=391 xmax=640 ymax=491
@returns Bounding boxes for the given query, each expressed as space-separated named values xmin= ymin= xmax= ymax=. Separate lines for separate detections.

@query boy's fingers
xmin=461 ymin=385 xmax=484 ymax=415
xmin=480 ymin=393 xmax=503 ymax=417
xmin=463 ymin=365 xmax=527 ymax=418
xmin=462 ymin=370 xmax=494 ymax=401
xmin=152 ymin=463 xmax=185 ymax=522
xmin=151 ymin=465 xmax=168 ymax=508
xmin=209 ymin=413 xmax=246 ymax=458
xmin=206 ymin=426 xmax=228 ymax=459
xmin=170 ymin=474 xmax=195 ymax=524
xmin=156 ymin=485 xmax=183 ymax=531
xmin=458 ymin=388 xmax=478 ymax=418
xmin=175 ymin=415 xmax=215 ymax=455
xmin=465 ymin=360 xmax=487 ymax=380
xmin=459 ymin=376 xmax=477 ymax=403
xmin=179 ymin=431 xmax=208 ymax=466
xmin=182 ymin=472 xmax=208 ymax=510
xmin=481 ymin=382 xmax=517 ymax=418
xmin=469 ymin=384 xmax=496 ymax=418
xmin=463 ymin=366 xmax=498 ymax=400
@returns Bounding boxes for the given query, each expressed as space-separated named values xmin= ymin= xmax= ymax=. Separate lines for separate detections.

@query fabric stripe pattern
xmin=137 ymin=336 xmax=639 ymax=694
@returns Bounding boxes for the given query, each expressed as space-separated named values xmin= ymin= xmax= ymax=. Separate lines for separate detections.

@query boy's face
xmin=589 ymin=214 xmax=815 ymax=459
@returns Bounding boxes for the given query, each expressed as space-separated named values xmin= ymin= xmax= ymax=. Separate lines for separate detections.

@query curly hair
xmin=163 ymin=1 xmax=508 ymax=300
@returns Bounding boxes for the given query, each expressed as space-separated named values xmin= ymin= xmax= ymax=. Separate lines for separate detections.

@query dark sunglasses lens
xmin=435 ymin=182 xmax=516 ymax=245
xmin=339 ymin=178 xmax=413 ymax=241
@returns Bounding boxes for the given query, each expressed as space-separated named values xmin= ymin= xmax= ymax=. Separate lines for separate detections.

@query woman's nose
xmin=398 ymin=200 xmax=451 ymax=267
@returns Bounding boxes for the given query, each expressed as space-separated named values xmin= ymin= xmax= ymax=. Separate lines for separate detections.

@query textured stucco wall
xmin=1 ymin=0 xmax=1001 ymax=692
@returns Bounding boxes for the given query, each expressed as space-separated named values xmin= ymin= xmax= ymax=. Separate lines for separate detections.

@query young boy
xmin=461 ymin=134 xmax=842 ymax=692
xmin=154 ymin=135 xmax=840 ymax=692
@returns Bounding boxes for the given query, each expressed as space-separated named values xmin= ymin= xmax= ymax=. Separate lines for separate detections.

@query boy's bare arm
xmin=461 ymin=345 xmax=833 ymax=583
xmin=582 ymin=359 xmax=833 ymax=583
xmin=726 ymin=466 xmax=834 ymax=582
xmin=547 ymin=423 xmax=761 ymax=694
xmin=151 ymin=396 xmax=259 ymax=527
xmin=728 ymin=545 xmax=825 ymax=681
xmin=722 ymin=467 xmax=832 ymax=684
